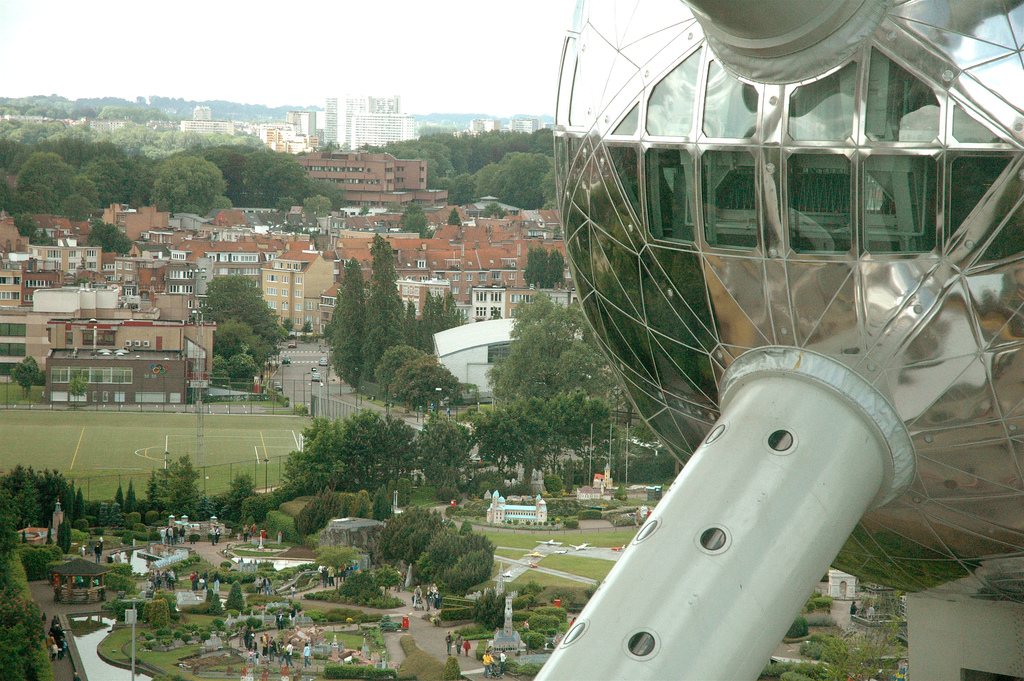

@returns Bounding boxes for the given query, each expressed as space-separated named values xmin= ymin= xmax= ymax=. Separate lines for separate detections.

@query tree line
xmin=328 ymin=235 xmax=464 ymax=395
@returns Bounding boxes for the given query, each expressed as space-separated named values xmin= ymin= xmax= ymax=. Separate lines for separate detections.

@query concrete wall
xmin=907 ymin=591 xmax=1024 ymax=681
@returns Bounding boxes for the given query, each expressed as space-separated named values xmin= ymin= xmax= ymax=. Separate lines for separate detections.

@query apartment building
xmin=297 ymin=151 xmax=447 ymax=207
xmin=261 ymin=249 xmax=334 ymax=329
xmin=28 ymin=240 xmax=101 ymax=275
xmin=101 ymin=204 xmax=171 ymax=242
xmin=397 ymin=278 xmax=452 ymax=316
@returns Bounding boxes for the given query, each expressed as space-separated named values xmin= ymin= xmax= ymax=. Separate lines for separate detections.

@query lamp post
xmin=190 ymin=309 xmax=205 ymax=467
xmin=264 ymin=457 xmax=270 ymax=493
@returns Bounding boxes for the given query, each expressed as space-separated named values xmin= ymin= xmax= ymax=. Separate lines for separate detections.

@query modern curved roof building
xmin=541 ymin=1 xmax=1024 ymax=679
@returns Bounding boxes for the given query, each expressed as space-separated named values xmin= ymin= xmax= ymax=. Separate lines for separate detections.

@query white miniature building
xmin=486 ymin=490 xmax=548 ymax=524
xmin=827 ymin=569 xmax=857 ymax=599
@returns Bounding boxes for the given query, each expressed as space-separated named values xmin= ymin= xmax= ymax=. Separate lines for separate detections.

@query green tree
xmin=316 ymin=545 xmax=360 ymax=589
xmin=443 ymin=656 xmax=462 ymax=680
xmin=400 ymin=202 xmax=429 ymax=237
xmin=392 ymin=354 xmax=460 ymax=411
xmin=152 ymin=455 xmax=201 ymax=517
xmin=124 ymin=480 xmax=137 ymax=514
xmin=446 ymin=207 xmax=461 ymax=226
xmin=202 ymin=276 xmax=280 ymax=350
xmin=489 ymin=294 xmax=610 ymax=402
xmin=446 ymin=173 xmax=476 ymax=205
xmin=363 ymin=235 xmax=404 ymax=379
xmin=480 ymin=202 xmax=507 ymax=218
xmin=375 ymin=345 xmax=425 ymax=406
xmin=420 ymin=292 xmax=463 ymax=349
xmin=377 ymin=506 xmax=445 ymax=567
xmin=12 ymin=213 xmax=37 ymax=239
xmin=151 ymin=155 xmax=227 ymax=214
xmin=220 ymin=473 xmax=255 ymax=523
xmin=67 ymin=373 xmax=88 ymax=406
xmin=16 ymin=151 xmax=74 ymax=213
xmin=57 ymin=516 xmax=72 ymax=553
xmin=10 ymin=357 xmax=41 ymax=396
xmin=225 ymin=580 xmax=246 ymax=612
xmin=303 ymin=194 xmax=332 ymax=218
xmin=211 ymin=318 xmax=273 ymax=369
xmin=372 ymin=486 xmax=392 ymax=522
xmin=416 ymin=527 xmax=494 ymax=593
xmin=475 ymin=152 xmax=554 ymax=210
xmin=87 ymin=218 xmax=133 ymax=254
xmin=330 ymin=259 xmax=366 ymax=390
xmin=418 ymin=416 xmax=472 ymax=489
xmin=525 ymin=246 xmax=563 ymax=288
xmin=374 ymin=564 xmax=403 ymax=591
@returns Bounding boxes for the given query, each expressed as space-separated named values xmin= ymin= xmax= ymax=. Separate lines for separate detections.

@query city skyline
xmin=0 ymin=0 xmax=576 ymax=118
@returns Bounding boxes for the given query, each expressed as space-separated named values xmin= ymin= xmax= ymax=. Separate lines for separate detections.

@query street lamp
xmin=263 ymin=457 xmax=270 ymax=493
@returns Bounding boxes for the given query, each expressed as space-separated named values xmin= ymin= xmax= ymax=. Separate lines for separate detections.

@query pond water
xmin=71 ymin=616 xmax=146 ymax=681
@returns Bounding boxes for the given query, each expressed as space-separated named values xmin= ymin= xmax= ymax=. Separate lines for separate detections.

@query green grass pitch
xmin=0 ymin=411 xmax=309 ymax=501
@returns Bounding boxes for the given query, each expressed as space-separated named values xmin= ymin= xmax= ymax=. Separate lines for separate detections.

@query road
xmin=271 ymin=339 xmax=337 ymax=407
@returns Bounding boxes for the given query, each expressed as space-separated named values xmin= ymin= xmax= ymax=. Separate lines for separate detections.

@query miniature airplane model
xmin=554 ymin=549 xmax=568 ymax=554
xmin=537 ymin=539 xmax=563 ymax=546
xmin=524 ymin=551 xmax=543 ymax=558
xmin=570 ymin=543 xmax=590 ymax=551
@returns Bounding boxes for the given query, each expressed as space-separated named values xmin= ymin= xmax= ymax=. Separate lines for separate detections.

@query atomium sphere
xmin=557 ymin=0 xmax=1024 ymax=602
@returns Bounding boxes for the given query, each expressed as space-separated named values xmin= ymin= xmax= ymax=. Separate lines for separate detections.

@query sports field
xmin=0 ymin=411 xmax=308 ymax=500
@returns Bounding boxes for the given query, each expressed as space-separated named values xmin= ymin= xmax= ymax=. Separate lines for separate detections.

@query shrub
xmin=225 ymin=581 xmax=245 ymax=612
xmin=799 ymin=640 xmax=824 ymax=660
xmin=324 ymin=608 xmax=378 ymax=623
xmin=804 ymin=595 xmax=833 ymax=613
xmin=72 ymin=519 xmax=89 ymax=532
xmin=528 ymin=613 xmax=559 ymax=634
xmin=578 ymin=510 xmax=602 ymax=520
xmin=562 ymin=518 xmax=579 ymax=529
xmin=786 ymin=616 xmax=808 ymax=639
xmin=145 ymin=598 xmax=170 ymax=629
xmin=525 ymin=631 xmax=545 ymax=650
xmin=438 ymin=607 xmax=473 ymax=622
xmin=133 ymin=523 xmax=148 ymax=533
xmin=323 ymin=664 xmax=397 ymax=679
xmin=532 ymin=606 xmax=567 ymax=622
xmin=442 ymin=656 xmax=462 ymax=680
xmin=264 ymin=510 xmax=297 ymax=543
xmin=506 ymin=661 xmax=544 ymax=675
xmin=125 ymin=512 xmax=142 ymax=527
xmin=145 ymin=510 xmax=160 ymax=525
xmin=19 ymin=545 xmax=62 ymax=580
xmin=397 ymin=635 xmax=445 ymax=680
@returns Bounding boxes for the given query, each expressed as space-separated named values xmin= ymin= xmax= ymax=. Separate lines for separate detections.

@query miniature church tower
xmin=51 ymin=501 xmax=64 ymax=539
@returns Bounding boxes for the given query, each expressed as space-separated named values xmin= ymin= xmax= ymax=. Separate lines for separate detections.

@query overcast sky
xmin=0 ymin=1 xmax=577 ymax=117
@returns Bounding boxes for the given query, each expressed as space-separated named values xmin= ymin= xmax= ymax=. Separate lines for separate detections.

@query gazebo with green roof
xmin=52 ymin=557 xmax=112 ymax=604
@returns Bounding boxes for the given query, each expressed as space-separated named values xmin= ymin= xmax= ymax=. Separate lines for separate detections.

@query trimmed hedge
xmin=19 ymin=544 xmax=62 ymax=580
xmin=578 ymin=510 xmax=603 ymax=520
xmin=786 ymin=616 xmax=808 ymax=639
xmin=323 ymin=664 xmax=397 ymax=679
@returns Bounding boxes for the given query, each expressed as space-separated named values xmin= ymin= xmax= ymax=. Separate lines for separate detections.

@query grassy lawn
xmin=494 ymin=548 xmax=529 ymax=560
xmin=0 ymin=384 xmax=43 ymax=404
xmin=410 ymin=486 xmax=439 ymax=506
xmin=0 ymin=411 xmax=307 ymax=499
xmin=479 ymin=529 xmax=638 ymax=550
xmin=539 ymin=554 xmax=615 ymax=581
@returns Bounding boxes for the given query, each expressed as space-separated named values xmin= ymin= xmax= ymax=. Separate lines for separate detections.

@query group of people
xmin=149 ymin=568 xmax=177 ymax=591
xmin=159 ymin=525 xmax=184 ymax=545
xmin=482 ymin=647 xmax=507 ymax=677
xmin=47 ymin=616 xmax=68 ymax=662
xmin=187 ymin=570 xmax=221 ymax=593
xmin=447 ymin=632 xmax=473 ymax=657
xmin=254 ymin=574 xmax=275 ymax=596
xmin=413 ymin=584 xmax=441 ymax=611
xmin=241 ymin=631 xmax=315 ymax=668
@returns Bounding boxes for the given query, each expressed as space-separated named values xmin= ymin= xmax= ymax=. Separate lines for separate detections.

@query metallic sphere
xmin=556 ymin=0 xmax=1024 ymax=601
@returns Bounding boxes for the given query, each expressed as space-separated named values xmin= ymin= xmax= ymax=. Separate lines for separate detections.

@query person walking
xmin=303 ymin=643 xmax=311 ymax=667
xmin=455 ymin=634 xmax=463 ymax=657
xmin=483 ymin=649 xmax=494 ymax=677
xmin=499 ymin=651 xmax=507 ymax=676
xmin=463 ymin=638 xmax=471 ymax=657
xmin=285 ymin=642 xmax=294 ymax=667
xmin=445 ymin=632 xmax=453 ymax=655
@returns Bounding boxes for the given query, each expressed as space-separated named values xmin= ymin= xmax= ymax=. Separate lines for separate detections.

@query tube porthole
xmin=696 ymin=525 xmax=731 ymax=554
xmin=767 ymin=429 xmax=795 ymax=453
xmin=562 ymin=620 xmax=587 ymax=646
xmin=634 ymin=517 xmax=659 ymax=543
xmin=705 ymin=423 xmax=726 ymax=445
xmin=627 ymin=631 xmax=657 ymax=657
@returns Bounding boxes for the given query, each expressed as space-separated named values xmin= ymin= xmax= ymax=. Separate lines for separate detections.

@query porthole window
xmin=635 ymin=517 xmax=659 ymax=543
xmin=705 ymin=423 xmax=726 ymax=445
xmin=700 ymin=526 xmax=728 ymax=552
xmin=628 ymin=631 xmax=657 ymax=657
xmin=563 ymin=621 xmax=587 ymax=646
xmin=767 ymin=429 xmax=794 ymax=452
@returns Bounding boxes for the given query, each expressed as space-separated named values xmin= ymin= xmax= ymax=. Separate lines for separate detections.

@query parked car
xmin=288 ymin=340 xmax=297 ymax=348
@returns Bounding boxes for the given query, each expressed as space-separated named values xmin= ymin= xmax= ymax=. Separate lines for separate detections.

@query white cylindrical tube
xmin=538 ymin=372 xmax=891 ymax=681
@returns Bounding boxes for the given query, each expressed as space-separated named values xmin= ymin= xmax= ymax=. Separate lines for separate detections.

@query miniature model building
xmin=485 ymin=490 xmax=548 ymax=524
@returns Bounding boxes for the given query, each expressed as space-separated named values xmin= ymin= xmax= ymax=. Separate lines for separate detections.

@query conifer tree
xmin=124 ymin=480 xmax=137 ymax=514
xmin=362 ymin=235 xmax=404 ymax=379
